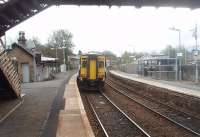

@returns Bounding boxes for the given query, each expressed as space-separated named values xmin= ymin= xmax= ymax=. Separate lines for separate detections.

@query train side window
xmin=82 ymin=60 xmax=87 ymax=68
xmin=98 ymin=61 xmax=104 ymax=68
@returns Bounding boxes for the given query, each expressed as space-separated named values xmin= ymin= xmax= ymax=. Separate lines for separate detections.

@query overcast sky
xmin=5 ymin=5 xmax=200 ymax=56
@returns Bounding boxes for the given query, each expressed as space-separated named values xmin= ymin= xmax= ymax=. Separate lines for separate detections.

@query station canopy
xmin=1 ymin=0 xmax=200 ymax=36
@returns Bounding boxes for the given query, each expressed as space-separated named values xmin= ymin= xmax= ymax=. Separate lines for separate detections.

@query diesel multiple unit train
xmin=77 ymin=53 xmax=106 ymax=90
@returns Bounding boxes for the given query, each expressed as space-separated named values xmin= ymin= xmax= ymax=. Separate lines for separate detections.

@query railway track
xmin=105 ymin=78 xmax=200 ymax=137
xmin=108 ymin=75 xmax=200 ymax=119
xmin=107 ymin=77 xmax=200 ymax=135
xmin=84 ymin=91 xmax=151 ymax=137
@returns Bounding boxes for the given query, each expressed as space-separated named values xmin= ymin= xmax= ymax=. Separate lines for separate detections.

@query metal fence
xmin=116 ymin=63 xmax=200 ymax=82
xmin=182 ymin=65 xmax=200 ymax=81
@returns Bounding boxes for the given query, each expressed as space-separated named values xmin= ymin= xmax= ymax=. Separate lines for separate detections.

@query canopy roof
xmin=0 ymin=0 xmax=200 ymax=37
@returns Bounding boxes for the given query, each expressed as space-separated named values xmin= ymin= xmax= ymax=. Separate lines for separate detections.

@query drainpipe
xmin=33 ymin=56 xmax=37 ymax=82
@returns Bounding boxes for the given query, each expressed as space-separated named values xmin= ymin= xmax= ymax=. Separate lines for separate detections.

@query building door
xmin=22 ymin=64 xmax=30 ymax=83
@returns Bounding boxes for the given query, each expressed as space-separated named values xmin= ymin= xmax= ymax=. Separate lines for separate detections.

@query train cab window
xmin=82 ymin=60 xmax=87 ymax=68
xmin=98 ymin=61 xmax=104 ymax=68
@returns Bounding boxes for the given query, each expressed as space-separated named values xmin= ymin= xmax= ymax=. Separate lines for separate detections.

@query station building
xmin=6 ymin=31 xmax=60 ymax=83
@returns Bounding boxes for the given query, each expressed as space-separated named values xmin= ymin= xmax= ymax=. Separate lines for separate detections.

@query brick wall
xmin=8 ymin=48 xmax=34 ymax=82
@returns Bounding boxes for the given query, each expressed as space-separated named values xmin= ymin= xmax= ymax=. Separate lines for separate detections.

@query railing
xmin=0 ymin=48 xmax=21 ymax=98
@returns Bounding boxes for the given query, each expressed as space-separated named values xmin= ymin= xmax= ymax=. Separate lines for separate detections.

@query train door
xmin=89 ymin=58 xmax=97 ymax=80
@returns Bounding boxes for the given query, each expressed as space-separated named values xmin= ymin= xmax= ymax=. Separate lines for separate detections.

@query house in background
xmin=6 ymin=31 xmax=37 ymax=83
xmin=7 ymin=43 xmax=36 ymax=83
xmin=68 ymin=54 xmax=79 ymax=69
xmin=6 ymin=31 xmax=60 ymax=83
xmin=36 ymin=56 xmax=60 ymax=81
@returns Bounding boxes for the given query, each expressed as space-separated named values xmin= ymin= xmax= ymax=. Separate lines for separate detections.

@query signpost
xmin=169 ymin=27 xmax=182 ymax=81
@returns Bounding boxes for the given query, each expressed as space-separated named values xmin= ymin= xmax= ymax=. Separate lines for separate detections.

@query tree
xmin=48 ymin=29 xmax=74 ymax=51
xmin=161 ymin=45 xmax=188 ymax=64
xmin=47 ymin=29 xmax=75 ymax=63
xmin=31 ymin=37 xmax=56 ymax=58
xmin=101 ymin=50 xmax=117 ymax=65
xmin=121 ymin=51 xmax=133 ymax=64
xmin=102 ymin=50 xmax=117 ymax=60
xmin=161 ymin=45 xmax=176 ymax=58
xmin=120 ymin=51 xmax=146 ymax=64
xmin=32 ymin=37 xmax=43 ymax=48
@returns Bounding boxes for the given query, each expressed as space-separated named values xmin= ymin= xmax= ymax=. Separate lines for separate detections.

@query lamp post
xmin=175 ymin=56 xmax=178 ymax=81
xmin=59 ymin=39 xmax=67 ymax=72
xmin=194 ymin=50 xmax=199 ymax=83
xmin=63 ymin=47 xmax=65 ymax=64
xmin=169 ymin=27 xmax=181 ymax=48
xmin=169 ymin=27 xmax=182 ymax=81
xmin=191 ymin=24 xmax=199 ymax=83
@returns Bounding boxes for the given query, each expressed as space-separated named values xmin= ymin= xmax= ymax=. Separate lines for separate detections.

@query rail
xmin=85 ymin=92 xmax=151 ymax=137
xmin=101 ymin=92 xmax=151 ymax=137
xmin=106 ymin=79 xmax=200 ymax=136
xmin=86 ymin=96 xmax=109 ymax=137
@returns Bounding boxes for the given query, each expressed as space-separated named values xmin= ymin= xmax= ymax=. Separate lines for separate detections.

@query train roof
xmin=81 ymin=52 xmax=104 ymax=56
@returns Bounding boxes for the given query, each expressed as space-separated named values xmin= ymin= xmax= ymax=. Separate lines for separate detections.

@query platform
xmin=56 ymin=75 xmax=94 ymax=137
xmin=110 ymin=70 xmax=200 ymax=98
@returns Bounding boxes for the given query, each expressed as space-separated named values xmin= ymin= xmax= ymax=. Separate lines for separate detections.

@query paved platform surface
xmin=0 ymin=72 xmax=74 ymax=137
xmin=56 ymin=75 xmax=94 ymax=137
xmin=110 ymin=70 xmax=200 ymax=98
xmin=0 ymin=98 xmax=23 ymax=123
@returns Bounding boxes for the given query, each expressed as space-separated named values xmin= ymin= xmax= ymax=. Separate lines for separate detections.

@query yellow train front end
xmin=77 ymin=54 xmax=106 ymax=90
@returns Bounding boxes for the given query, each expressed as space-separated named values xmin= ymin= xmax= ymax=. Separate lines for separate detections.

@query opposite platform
xmin=56 ymin=75 xmax=94 ymax=137
xmin=110 ymin=70 xmax=200 ymax=98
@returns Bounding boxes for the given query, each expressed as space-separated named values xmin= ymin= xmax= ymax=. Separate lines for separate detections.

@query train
xmin=77 ymin=53 xmax=106 ymax=90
